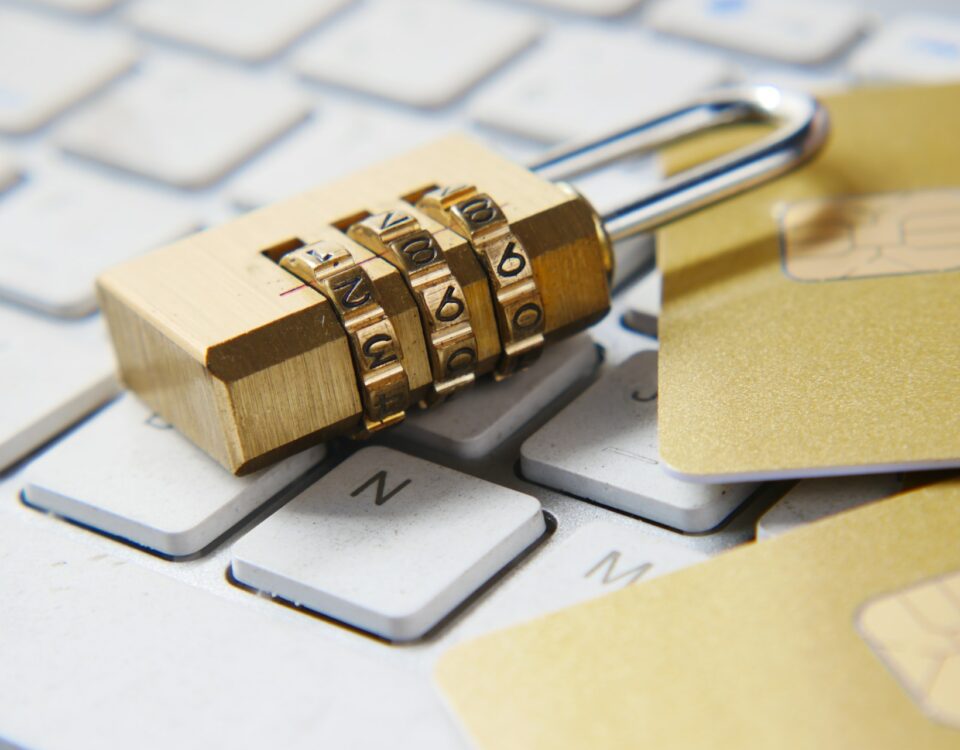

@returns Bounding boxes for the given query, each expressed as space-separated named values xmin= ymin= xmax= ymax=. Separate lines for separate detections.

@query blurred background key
xmin=469 ymin=27 xmax=731 ymax=143
xmin=645 ymin=0 xmax=867 ymax=64
xmin=230 ymin=103 xmax=447 ymax=209
xmin=0 ymin=164 xmax=199 ymax=316
xmin=126 ymin=0 xmax=353 ymax=62
xmin=0 ymin=149 xmax=17 ymax=193
xmin=521 ymin=0 xmax=644 ymax=16
xmin=0 ymin=6 xmax=136 ymax=134
xmin=56 ymin=58 xmax=309 ymax=188
xmin=294 ymin=0 xmax=542 ymax=108
xmin=26 ymin=0 xmax=121 ymax=13
xmin=849 ymin=14 xmax=960 ymax=82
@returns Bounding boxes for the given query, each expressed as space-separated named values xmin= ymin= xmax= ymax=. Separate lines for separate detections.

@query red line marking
xmin=280 ymin=284 xmax=307 ymax=296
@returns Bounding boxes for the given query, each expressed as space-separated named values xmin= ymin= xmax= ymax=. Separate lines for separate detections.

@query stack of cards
xmin=436 ymin=83 xmax=960 ymax=748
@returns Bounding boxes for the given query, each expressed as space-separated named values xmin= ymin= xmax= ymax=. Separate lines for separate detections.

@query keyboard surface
xmin=2 ymin=0 xmax=958 ymax=747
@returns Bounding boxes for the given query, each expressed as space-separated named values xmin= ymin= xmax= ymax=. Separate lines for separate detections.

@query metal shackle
xmin=530 ymin=85 xmax=829 ymax=242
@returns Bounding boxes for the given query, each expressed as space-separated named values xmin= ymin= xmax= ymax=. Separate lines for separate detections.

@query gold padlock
xmin=97 ymin=86 xmax=827 ymax=474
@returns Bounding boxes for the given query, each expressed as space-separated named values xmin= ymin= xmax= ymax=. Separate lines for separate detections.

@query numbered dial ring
xmin=280 ymin=240 xmax=409 ymax=433
xmin=348 ymin=207 xmax=478 ymax=401
xmin=419 ymin=185 xmax=544 ymax=379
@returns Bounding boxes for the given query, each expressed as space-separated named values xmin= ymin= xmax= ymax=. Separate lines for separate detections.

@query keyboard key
xmin=28 ymin=0 xmax=121 ymax=13
xmin=621 ymin=268 xmax=660 ymax=338
xmin=0 ymin=8 xmax=136 ymax=134
xmin=231 ymin=103 xmax=447 ymax=209
xmin=294 ymin=0 xmax=541 ymax=107
xmin=470 ymin=28 xmax=730 ymax=142
xmin=0 ymin=165 xmax=199 ymax=317
xmin=232 ymin=446 xmax=545 ymax=641
xmin=620 ymin=266 xmax=660 ymax=315
xmin=608 ymin=231 xmax=655 ymax=291
xmin=0 ymin=305 xmax=118 ymax=471
xmin=646 ymin=0 xmax=866 ymax=64
xmin=0 ymin=517 xmax=458 ymax=750
xmin=747 ymin=68 xmax=851 ymax=96
xmin=589 ymin=313 xmax=655 ymax=367
xmin=757 ymin=474 xmax=906 ymax=539
xmin=523 ymin=0 xmax=642 ymax=15
xmin=621 ymin=309 xmax=657 ymax=339
xmin=395 ymin=334 xmax=598 ymax=460
xmin=464 ymin=521 xmax=707 ymax=634
xmin=57 ymin=59 xmax=308 ymax=188
xmin=23 ymin=396 xmax=324 ymax=556
xmin=521 ymin=351 xmax=758 ymax=532
xmin=589 ymin=272 xmax=659 ymax=367
xmin=0 ymin=148 xmax=18 ymax=193
xmin=849 ymin=15 xmax=960 ymax=82
xmin=127 ymin=0 xmax=351 ymax=62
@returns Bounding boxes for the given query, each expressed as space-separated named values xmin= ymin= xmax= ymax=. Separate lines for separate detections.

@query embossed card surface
xmin=655 ymin=84 xmax=960 ymax=480
xmin=436 ymin=478 xmax=960 ymax=750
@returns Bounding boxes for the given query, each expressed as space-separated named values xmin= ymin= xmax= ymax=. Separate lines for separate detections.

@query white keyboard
xmin=2 ymin=0 xmax=957 ymax=747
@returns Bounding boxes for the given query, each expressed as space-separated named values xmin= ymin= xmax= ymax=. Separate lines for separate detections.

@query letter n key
xmin=351 ymin=469 xmax=411 ymax=506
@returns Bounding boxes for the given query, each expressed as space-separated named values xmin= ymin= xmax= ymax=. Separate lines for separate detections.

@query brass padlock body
xmin=97 ymin=136 xmax=612 ymax=474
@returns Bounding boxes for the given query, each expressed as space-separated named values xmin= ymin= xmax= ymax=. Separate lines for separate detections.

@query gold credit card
xmin=655 ymin=83 xmax=960 ymax=481
xmin=436 ymin=478 xmax=960 ymax=750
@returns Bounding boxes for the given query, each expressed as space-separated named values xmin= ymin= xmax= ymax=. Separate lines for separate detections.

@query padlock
xmin=97 ymin=86 xmax=828 ymax=474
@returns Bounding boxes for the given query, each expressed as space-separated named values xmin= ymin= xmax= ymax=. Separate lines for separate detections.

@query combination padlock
xmin=97 ymin=86 xmax=827 ymax=474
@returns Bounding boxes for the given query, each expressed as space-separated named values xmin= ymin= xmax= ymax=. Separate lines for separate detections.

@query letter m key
xmin=584 ymin=550 xmax=652 ymax=586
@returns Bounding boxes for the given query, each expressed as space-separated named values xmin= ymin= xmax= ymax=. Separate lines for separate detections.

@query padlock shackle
xmin=528 ymin=85 xmax=829 ymax=242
